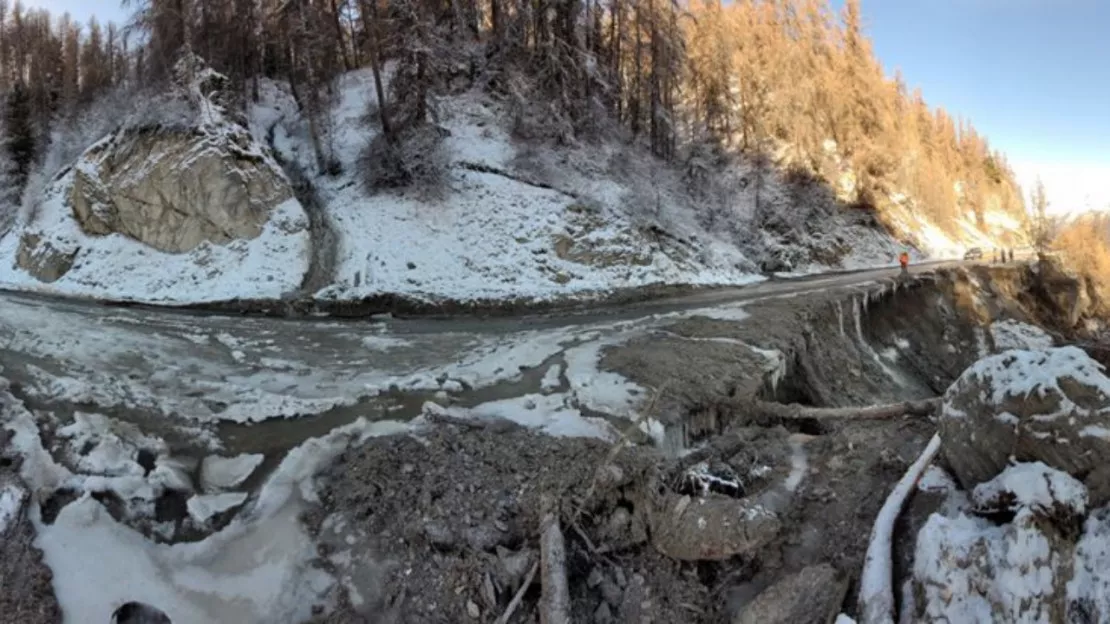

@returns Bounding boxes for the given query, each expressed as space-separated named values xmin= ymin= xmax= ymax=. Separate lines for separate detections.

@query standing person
xmin=899 ymin=250 xmax=910 ymax=275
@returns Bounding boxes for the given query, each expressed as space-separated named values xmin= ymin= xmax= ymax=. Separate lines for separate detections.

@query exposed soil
xmin=301 ymin=407 xmax=938 ymax=624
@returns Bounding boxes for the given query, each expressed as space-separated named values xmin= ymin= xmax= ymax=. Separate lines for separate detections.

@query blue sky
xmin=834 ymin=0 xmax=1110 ymax=212
xmin=23 ymin=1 xmax=124 ymax=24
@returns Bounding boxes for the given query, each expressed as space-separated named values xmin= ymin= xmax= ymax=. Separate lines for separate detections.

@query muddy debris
xmin=731 ymin=564 xmax=847 ymax=624
xmin=301 ymin=407 xmax=937 ymax=624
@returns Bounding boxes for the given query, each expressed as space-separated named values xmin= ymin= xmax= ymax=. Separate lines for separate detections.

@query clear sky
xmin=835 ymin=0 xmax=1110 ymax=214
xmin=22 ymin=1 xmax=125 ymax=25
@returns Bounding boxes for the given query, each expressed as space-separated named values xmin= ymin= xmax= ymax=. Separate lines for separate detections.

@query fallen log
xmin=751 ymin=397 xmax=941 ymax=421
xmin=539 ymin=500 xmax=571 ymax=624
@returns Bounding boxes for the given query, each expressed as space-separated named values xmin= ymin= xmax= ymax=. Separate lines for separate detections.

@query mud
xmin=303 ymin=423 xmax=712 ymax=624
xmin=302 ymin=403 xmax=941 ymax=624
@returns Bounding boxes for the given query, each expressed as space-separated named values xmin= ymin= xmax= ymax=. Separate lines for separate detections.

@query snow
xmin=858 ymin=433 xmax=941 ymax=624
xmin=541 ymin=363 xmax=563 ymax=392
xmin=912 ymin=462 xmax=1105 ymax=623
xmin=57 ymin=412 xmax=166 ymax=477
xmin=0 ymin=183 xmax=310 ymax=304
xmin=972 ymin=462 xmax=1088 ymax=516
xmin=187 ymin=492 xmax=249 ymax=523
xmin=200 ymin=453 xmax=265 ymax=492
xmin=913 ymin=509 xmax=1058 ymax=623
xmin=1068 ymin=507 xmax=1110 ymax=619
xmin=28 ymin=412 xmax=413 ymax=624
xmin=260 ymin=69 xmax=765 ymax=306
xmin=784 ymin=435 xmax=809 ymax=493
xmin=991 ymin=319 xmax=1054 ymax=352
xmin=942 ymin=347 xmax=1110 ymax=421
xmin=359 ymin=334 xmax=412 ymax=351
xmin=563 ymin=336 xmax=646 ymax=417
xmin=421 ymin=396 xmax=619 ymax=441
xmin=0 ymin=483 xmax=23 ymax=534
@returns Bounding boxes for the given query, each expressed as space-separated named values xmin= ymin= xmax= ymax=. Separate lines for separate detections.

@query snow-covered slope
xmin=0 ymin=60 xmax=312 ymax=305
xmin=0 ymin=65 xmax=1027 ymax=307
xmin=251 ymin=70 xmax=763 ymax=304
xmin=0 ymin=178 xmax=309 ymax=303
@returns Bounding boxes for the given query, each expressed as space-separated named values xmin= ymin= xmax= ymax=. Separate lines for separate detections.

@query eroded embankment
xmin=603 ymin=269 xmax=1023 ymax=452
xmin=2 ymin=264 xmax=1068 ymax=624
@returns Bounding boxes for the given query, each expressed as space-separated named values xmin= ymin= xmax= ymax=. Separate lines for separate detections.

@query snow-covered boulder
xmin=913 ymin=475 xmax=1075 ymax=622
xmin=939 ymin=347 xmax=1110 ymax=490
xmin=68 ymin=126 xmax=292 ymax=254
xmin=0 ymin=57 xmax=310 ymax=303
xmin=66 ymin=57 xmax=293 ymax=254
xmin=912 ymin=463 xmax=1101 ymax=623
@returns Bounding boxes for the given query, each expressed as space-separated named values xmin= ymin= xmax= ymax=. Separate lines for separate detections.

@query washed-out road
xmin=0 ymin=260 xmax=961 ymax=458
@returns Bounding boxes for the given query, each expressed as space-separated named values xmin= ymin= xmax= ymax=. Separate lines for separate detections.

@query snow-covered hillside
xmin=0 ymin=65 xmax=1029 ymax=307
xmin=251 ymin=69 xmax=764 ymax=304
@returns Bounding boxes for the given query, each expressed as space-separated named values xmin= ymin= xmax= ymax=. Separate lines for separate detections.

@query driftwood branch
xmin=751 ymin=397 xmax=941 ymax=421
xmin=539 ymin=499 xmax=571 ymax=624
xmin=496 ymin=561 xmax=539 ymax=624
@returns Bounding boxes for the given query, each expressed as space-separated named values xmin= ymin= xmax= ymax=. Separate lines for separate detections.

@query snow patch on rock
xmin=991 ymin=319 xmax=1054 ymax=352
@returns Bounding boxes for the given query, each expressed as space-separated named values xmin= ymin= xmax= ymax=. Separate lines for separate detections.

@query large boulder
xmin=912 ymin=463 xmax=1084 ymax=623
xmin=15 ymin=232 xmax=78 ymax=282
xmin=732 ymin=564 xmax=847 ymax=624
xmin=69 ymin=127 xmax=292 ymax=254
xmin=939 ymin=346 xmax=1110 ymax=490
xmin=68 ymin=55 xmax=292 ymax=254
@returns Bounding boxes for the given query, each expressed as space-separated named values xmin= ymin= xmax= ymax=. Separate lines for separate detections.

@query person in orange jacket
xmin=899 ymin=250 xmax=910 ymax=273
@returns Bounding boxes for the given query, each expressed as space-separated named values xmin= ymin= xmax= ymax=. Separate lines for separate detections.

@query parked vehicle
xmin=964 ymin=247 xmax=984 ymax=261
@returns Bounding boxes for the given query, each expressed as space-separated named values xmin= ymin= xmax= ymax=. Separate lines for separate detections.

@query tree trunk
xmin=750 ymin=398 xmax=941 ymax=421
xmin=360 ymin=0 xmax=393 ymax=140
xmin=330 ymin=0 xmax=353 ymax=71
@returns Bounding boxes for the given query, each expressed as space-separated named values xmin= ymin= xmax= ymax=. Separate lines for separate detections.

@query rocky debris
xmin=300 ymin=405 xmax=949 ymax=624
xmin=911 ymin=463 xmax=1100 ymax=623
xmin=939 ymin=346 xmax=1110 ymax=490
xmin=551 ymin=205 xmax=654 ymax=270
xmin=307 ymin=426 xmax=737 ymax=622
xmin=732 ymin=564 xmax=847 ymax=624
xmin=15 ymin=232 xmax=79 ymax=283
xmin=68 ymin=57 xmax=294 ymax=255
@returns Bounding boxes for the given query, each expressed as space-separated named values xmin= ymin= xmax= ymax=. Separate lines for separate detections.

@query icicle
xmin=853 ymin=296 xmax=864 ymax=344
xmin=837 ymin=301 xmax=845 ymax=338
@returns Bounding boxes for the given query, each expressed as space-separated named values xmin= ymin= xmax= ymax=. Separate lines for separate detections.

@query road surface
xmin=0 ymin=260 xmax=961 ymax=455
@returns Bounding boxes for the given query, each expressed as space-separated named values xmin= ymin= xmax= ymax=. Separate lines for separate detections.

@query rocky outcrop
xmin=15 ymin=233 xmax=78 ymax=282
xmin=68 ymin=55 xmax=293 ymax=254
xmin=939 ymin=347 xmax=1110 ymax=490
xmin=69 ymin=128 xmax=292 ymax=254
